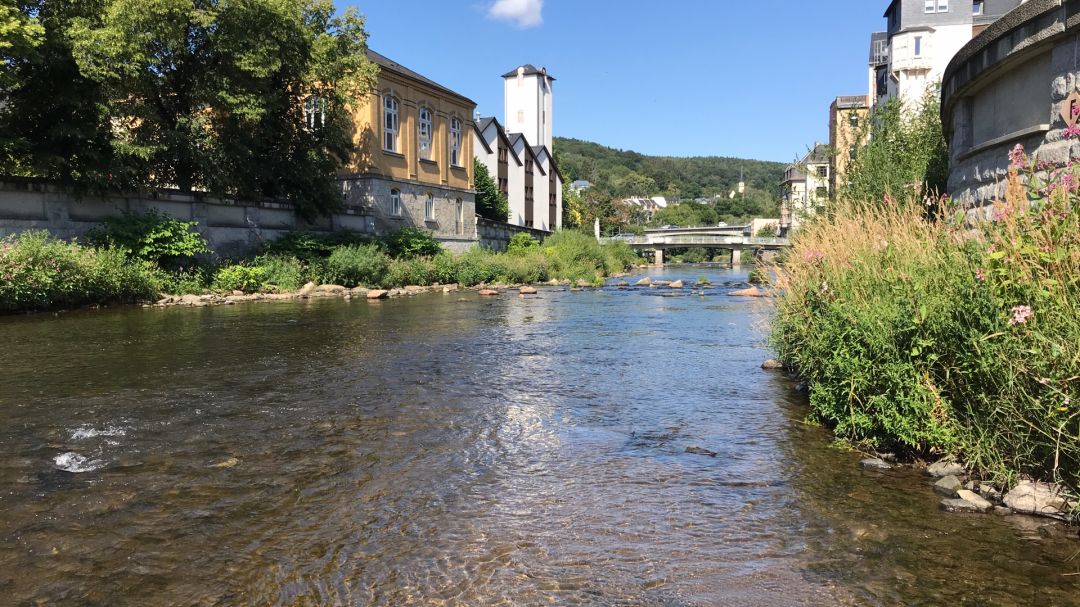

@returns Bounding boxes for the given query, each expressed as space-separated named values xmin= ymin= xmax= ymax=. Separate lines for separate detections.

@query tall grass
xmin=772 ymin=166 xmax=1080 ymax=489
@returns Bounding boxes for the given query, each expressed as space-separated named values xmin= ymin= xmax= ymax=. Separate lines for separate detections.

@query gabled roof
xmin=509 ymin=134 xmax=545 ymax=174
xmin=473 ymin=116 xmax=522 ymax=165
xmin=367 ymin=49 xmax=476 ymax=106
xmin=801 ymin=143 xmax=830 ymax=165
xmin=501 ymin=64 xmax=556 ymax=81
xmin=531 ymin=145 xmax=560 ymax=179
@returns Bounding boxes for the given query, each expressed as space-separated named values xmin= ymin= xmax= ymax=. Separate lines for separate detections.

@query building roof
xmin=473 ymin=116 xmax=522 ymax=165
xmin=367 ymin=49 xmax=476 ymax=106
xmin=501 ymin=64 xmax=556 ymax=81
xmin=801 ymin=144 xmax=830 ymax=165
xmin=834 ymin=95 xmax=868 ymax=109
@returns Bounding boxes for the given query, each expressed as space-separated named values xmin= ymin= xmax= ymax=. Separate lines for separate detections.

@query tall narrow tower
xmin=503 ymin=65 xmax=555 ymax=150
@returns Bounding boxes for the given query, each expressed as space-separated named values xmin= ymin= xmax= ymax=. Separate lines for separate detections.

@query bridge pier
xmin=731 ymin=249 xmax=742 ymax=266
xmin=653 ymin=248 xmax=664 ymax=266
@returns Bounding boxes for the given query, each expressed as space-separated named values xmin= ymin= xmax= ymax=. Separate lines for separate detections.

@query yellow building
xmin=339 ymin=50 xmax=478 ymax=248
xmin=828 ymin=95 xmax=870 ymax=194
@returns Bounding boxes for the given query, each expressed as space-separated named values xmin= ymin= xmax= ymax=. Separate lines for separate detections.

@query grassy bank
xmin=0 ymin=226 xmax=640 ymax=313
xmin=771 ymin=168 xmax=1080 ymax=490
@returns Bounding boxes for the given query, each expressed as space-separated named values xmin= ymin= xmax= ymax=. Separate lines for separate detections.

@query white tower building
xmin=503 ymin=65 xmax=555 ymax=151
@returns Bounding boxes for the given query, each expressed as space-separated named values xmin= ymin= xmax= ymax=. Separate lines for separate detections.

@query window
xmin=849 ymin=144 xmax=858 ymax=161
xmin=914 ymin=36 xmax=923 ymax=57
xmin=304 ymin=95 xmax=325 ymax=130
xmin=450 ymin=117 xmax=462 ymax=166
xmin=425 ymin=193 xmax=435 ymax=221
xmin=848 ymin=112 xmax=859 ymax=128
xmin=938 ymin=0 xmax=948 ymax=11
xmin=973 ymin=0 xmax=983 ymax=15
xmin=816 ymin=186 xmax=828 ymax=199
xmin=383 ymin=95 xmax=399 ymax=152
xmin=418 ymin=107 xmax=432 ymax=161
xmin=817 ymin=166 xmax=828 ymax=178
xmin=455 ymin=198 xmax=463 ymax=235
xmin=925 ymin=0 xmax=935 ymax=11
xmin=525 ymin=160 xmax=533 ymax=174
xmin=390 ymin=189 xmax=402 ymax=216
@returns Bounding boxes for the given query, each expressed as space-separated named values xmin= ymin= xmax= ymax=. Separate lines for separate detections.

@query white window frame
xmin=425 ymin=193 xmax=435 ymax=221
xmin=418 ymin=107 xmax=433 ymax=161
xmin=973 ymin=0 xmax=983 ymax=15
xmin=304 ymin=95 xmax=325 ymax=131
xmin=383 ymin=95 xmax=399 ymax=152
xmin=449 ymin=117 xmax=462 ymax=166
xmin=925 ymin=0 xmax=935 ymax=11
xmin=390 ymin=189 xmax=402 ymax=216
xmin=938 ymin=0 xmax=948 ymax=11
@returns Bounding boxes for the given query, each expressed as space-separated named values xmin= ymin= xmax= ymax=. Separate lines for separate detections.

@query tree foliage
xmin=474 ymin=158 xmax=509 ymax=221
xmin=840 ymin=87 xmax=948 ymax=205
xmin=1 ymin=0 xmax=378 ymax=218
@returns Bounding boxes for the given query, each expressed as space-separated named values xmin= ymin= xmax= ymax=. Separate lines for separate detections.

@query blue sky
xmin=345 ymin=1 xmax=886 ymax=163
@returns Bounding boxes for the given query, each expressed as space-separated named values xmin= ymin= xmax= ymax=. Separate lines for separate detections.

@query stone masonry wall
xmin=475 ymin=217 xmax=550 ymax=252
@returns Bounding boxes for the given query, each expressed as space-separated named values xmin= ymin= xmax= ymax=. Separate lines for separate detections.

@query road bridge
xmin=601 ymin=226 xmax=790 ymax=266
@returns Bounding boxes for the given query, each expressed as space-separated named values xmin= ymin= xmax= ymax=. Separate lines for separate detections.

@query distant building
xmin=339 ymin=50 xmax=477 ymax=247
xmin=473 ymin=64 xmax=563 ymax=231
xmin=569 ymin=180 xmax=593 ymax=192
xmin=781 ymin=144 xmax=830 ymax=228
xmin=879 ymin=0 xmax=1023 ymax=107
xmin=828 ymin=95 xmax=870 ymax=194
xmin=622 ymin=196 xmax=667 ymax=222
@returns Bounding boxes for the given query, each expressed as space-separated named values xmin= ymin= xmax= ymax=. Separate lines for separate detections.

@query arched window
xmin=390 ymin=188 xmax=402 ymax=216
xmin=383 ymin=95 xmax=399 ymax=152
xmin=449 ymin=117 xmax=462 ymax=166
xmin=304 ymin=95 xmax=325 ymax=130
xmin=418 ymin=107 xmax=433 ymax=160
xmin=425 ymin=192 xmax=435 ymax=221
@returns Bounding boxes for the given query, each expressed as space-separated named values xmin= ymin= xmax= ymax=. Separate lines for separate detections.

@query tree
xmin=60 ymin=0 xmax=377 ymax=217
xmin=841 ymin=87 xmax=948 ymax=205
xmin=652 ymin=200 xmax=718 ymax=227
xmin=562 ymin=178 xmax=585 ymax=228
xmin=474 ymin=158 xmax=508 ymax=221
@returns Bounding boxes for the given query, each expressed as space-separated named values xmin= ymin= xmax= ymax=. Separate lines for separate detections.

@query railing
xmin=600 ymin=235 xmax=790 ymax=247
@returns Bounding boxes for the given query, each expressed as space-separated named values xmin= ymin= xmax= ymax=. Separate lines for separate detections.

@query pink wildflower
xmin=883 ymin=193 xmax=895 ymax=206
xmin=1064 ymin=124 xmax=1080 ymax=139
xmin=1039 ymin=377 xmax=1051 ymax=385
xmin=1072 ymin=105 xmax=1080 ymax=118
xmin=803 ymin=249 xmax=826 ymax=264
xmin=1062 ymin=174 xmax=1078 ymax=192
xmin=1009 ymin=305 xmax=1033 ymax=326
xmin=1009 ymin=144 xmax=1027 ymax=168
xmin=975 ymin=268 xmax=987 ymax=281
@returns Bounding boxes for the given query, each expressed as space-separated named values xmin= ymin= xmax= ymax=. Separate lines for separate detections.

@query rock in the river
xmin=993 ymin=506 xmax=1013 ymax=516
xmin=728 ymin=287 xmax=767 ymax=297
xmin=478 ymin=289 xmax=499 ymax=297
xmin=933 ymin=475 xmax=963 ymax=498
xmin=298 ymin=282 xmax=317 ymax=297
xmin=209 ymin=457 xmax=240 ymax=469
xmin=614 ymin=280 xmax=630 ymax=287
xmin=366 ymin=290 xmax=389 ymax=300
xmin=669 ymin=280 xmax=684 ymax=289
xmin=859 ymin=458 xmax=893 ymax=471
xmin=635 ymin=277 xmax=653 ymax=287
xmin=761 ymin=359 xmax=784 ymax=370
xmin=685 ymin=446 xmax=717 ymax=457
xmin=315 ymin=284 xmax=347 ymax=295
xmin=926 ymin=459 xmax=965 ymax=478
xmin=575 ymin=278 xmax=591 ymax=288
xmin=519 ymin=286 xmax=538 ymax=295
xmin=1003 ymin=481 xmax=1075 ymax=519
xmin=940 ymin=497 xmax=988 ymax=514
xmin=956 ymin=489 xmax=994 ymax=513
xmin=350 ymin=287 xmax=369 ymax=298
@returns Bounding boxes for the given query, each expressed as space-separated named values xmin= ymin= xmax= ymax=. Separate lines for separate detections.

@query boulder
xmin=654 ymin=280 xmax=672 ymax=286
xmin=957 ymin=490 xmax=994 ymax=513
xmin=575 ymin=278 xmax=591 ymax=288
xmin=933 ymin=475 xmax=963 ymax=498
xmin=614 ymin=280 xmax=631 ymax=287
xmin=635 ymin=277 xmax=653 ymax=287
xmin=728 ymin=287 xmax=767 ymax=297
xmin=685 ymin=446 xmax=717 ymax=457
xmin=298 ymin=282 xmax=317 ymax=297
xmin=478 ymin=289 xmax=499 ymax=297
xmin=1003 ymin=481 xmax=1075 ymax=519
xmin=315 ymin=284 xmax=347 ymax=295
xmin=350 ymin=287 xmax=370 ymax=298
xmin=761 ymin=359 xmax=784 ymax=370
xmin=926 ymin=459 xmax=965 ymax=478
xmin=231 ymin=290 xmax=244 ymax=297
xmin=366 ymin=290 xmax=389 ymax=300
xmin=940 ymin=496 xmax=990 ymax=514
xmin=157 ymin=296 xmax=175 ymax=305
xmin=179 ymin=294 xmax=202 ymax=306
xmin=519 ymin=286 xmax=538 ymax=295
xmin=859 ymin=458 xmax=892 ymax=471
xmin=669 ymin=280 xmax=684 ymax=289
xmin=404 ymin=285 xmax=427 ymax=294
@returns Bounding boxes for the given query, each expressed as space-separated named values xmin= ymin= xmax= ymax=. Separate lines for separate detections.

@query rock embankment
xmin=147 ymin=282 xmax=536 ymax=309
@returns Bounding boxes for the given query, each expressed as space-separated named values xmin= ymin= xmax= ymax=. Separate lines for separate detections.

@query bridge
xmin=600 ymin=225 xmax=790 ymax=265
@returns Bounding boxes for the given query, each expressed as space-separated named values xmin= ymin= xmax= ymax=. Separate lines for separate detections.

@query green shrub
xmin=0 ymin=231 xmax=160 ymax=312
xmin=261 ymin=230 xmax=373 ymax=262
xmin=85 ymin=210 xmax=209 ymax=266
xmin=432 ymin=251 xmax=460 ymax=284
xmin=383 ymin=227 xmax=442 ymax=259
xmin=255 ymin=255 xmax=305 ymax=291
xmin=507 ymin=232 xmax=541 ymax=255
xmin=381 ymin=257 xmax=435 ymax=288
xmin=454 ymin=247 xmax=500 ymax=286
xmin=212 ymin=263 xmax=268 ymax=293
xmin=159 ymin=266 xmax=211 ymax=295
xmin=323 ymin=244 xmax=388 ymax=287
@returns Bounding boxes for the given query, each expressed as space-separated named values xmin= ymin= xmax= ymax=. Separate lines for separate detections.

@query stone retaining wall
xmin=942 ymin=0 xmax=1080 ymax=211
xmin=475 ymin=217 xmax=551 ymax=252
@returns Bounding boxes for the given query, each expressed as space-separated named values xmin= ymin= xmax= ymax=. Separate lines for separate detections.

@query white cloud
xmin=487 ymin=0 xmax=544 ymax=28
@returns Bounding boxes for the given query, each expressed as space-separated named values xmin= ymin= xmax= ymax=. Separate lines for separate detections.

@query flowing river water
xmin=1 ymin=266 xmax=1078 ymax=606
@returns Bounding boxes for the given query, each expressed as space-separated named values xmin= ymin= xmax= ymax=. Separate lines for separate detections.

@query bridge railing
xmin=599 ymin=235 xmax=790 ymax=247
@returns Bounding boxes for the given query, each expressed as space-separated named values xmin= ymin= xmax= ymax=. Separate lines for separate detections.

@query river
xmin=1 ymin=265 xmax=1077 ymax=606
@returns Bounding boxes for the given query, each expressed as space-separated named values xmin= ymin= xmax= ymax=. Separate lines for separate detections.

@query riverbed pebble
xmin=859 ymin=458 xmax=893 ymax=471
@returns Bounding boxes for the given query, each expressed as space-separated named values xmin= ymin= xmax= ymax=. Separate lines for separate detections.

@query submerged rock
xmin=933 ymin=475 xmax=963 ymax=498
xmin=859 ymin=458 xmax=892 ymax=471
xmin=1003 ymin=481 xmax=1075 ymax=519
xmin=941 ymin=490 xmax=993 ymax=514
xmin=926 ymin=459 xmax=965 ymax=478
xmin=614 ymin=280 xmax=630 ymax=287
xmin=685 ymin=446 xmax=717 ymax=457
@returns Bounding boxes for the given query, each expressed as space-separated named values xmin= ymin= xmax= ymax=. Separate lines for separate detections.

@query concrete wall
xmin=0 ymin=179 xmax=478 ymax=256
xmin=475 ymin=217 xmax=550 ymax=252
xmin=942 ymin=0 xmax=1076 ymax=209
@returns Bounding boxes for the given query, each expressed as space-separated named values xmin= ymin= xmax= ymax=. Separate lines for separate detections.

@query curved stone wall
xmin=942 ymin=0 xmax=1080 ymax=211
